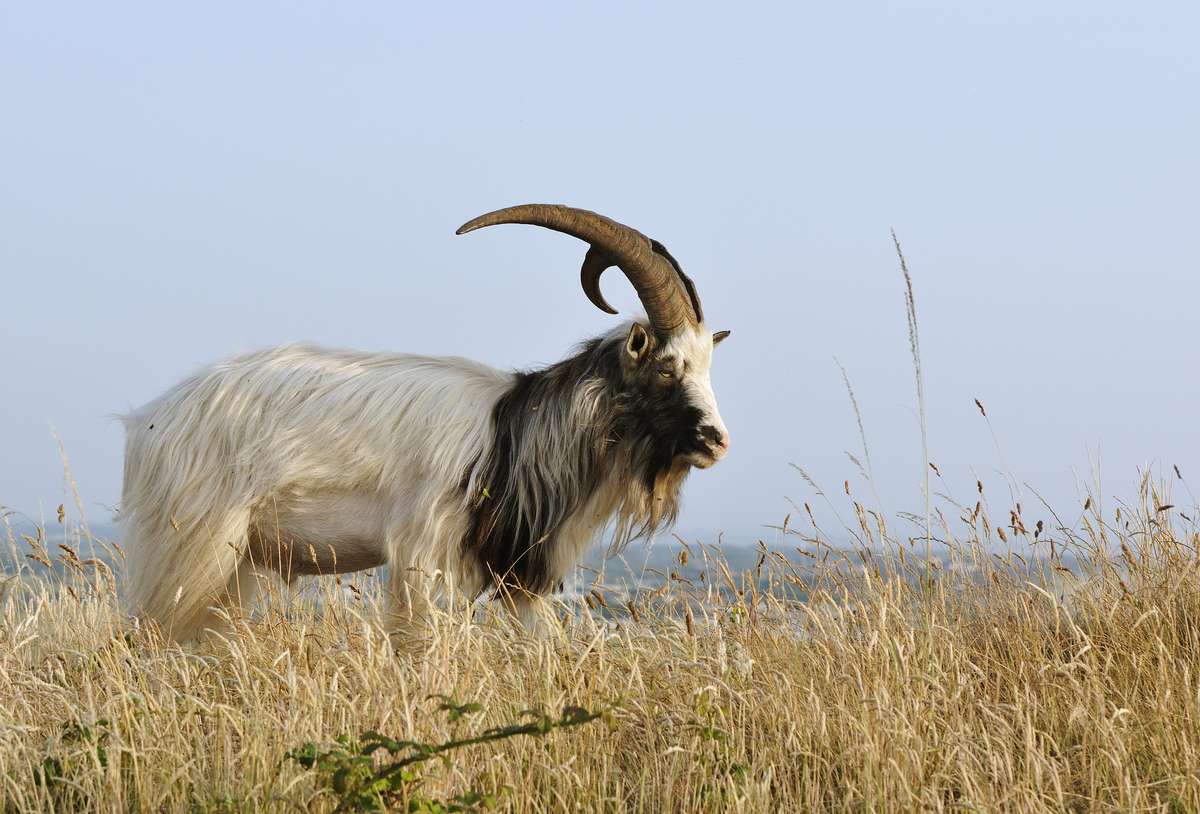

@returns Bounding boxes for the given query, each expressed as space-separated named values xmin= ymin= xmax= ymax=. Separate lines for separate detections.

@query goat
xmin=120 ymin=204 xmax=731 ymax=640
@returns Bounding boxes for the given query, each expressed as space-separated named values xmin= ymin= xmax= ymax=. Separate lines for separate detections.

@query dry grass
xmin=2 ymin=471 xmax=1199 ymax=813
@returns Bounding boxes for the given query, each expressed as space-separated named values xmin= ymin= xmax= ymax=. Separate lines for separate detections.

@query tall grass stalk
xmin=891 ymin=231 xmax=932 ymax=565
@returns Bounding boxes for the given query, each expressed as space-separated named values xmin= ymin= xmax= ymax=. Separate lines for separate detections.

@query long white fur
xmin=122 ymin=344 xmax=509 ymax=637
xmin=121 ymin=321 xmax=726 ymax=640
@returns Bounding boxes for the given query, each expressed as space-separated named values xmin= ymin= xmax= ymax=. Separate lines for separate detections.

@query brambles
xmin=286 ymin=700 xmax=603 ymax=813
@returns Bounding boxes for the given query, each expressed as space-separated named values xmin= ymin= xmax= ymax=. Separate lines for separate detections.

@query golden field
xmin=2 ymin=472 xmax=1198 ymax=813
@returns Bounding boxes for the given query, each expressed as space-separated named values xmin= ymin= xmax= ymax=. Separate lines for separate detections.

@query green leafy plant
xmin=32 ymin=718 xmax=113 ymax=808
xmin=287 ymin=699 xmax=604 ymax=812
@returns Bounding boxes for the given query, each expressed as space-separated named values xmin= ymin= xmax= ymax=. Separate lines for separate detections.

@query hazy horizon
xmin=4 ymin=2 xmax=1198 ymax=542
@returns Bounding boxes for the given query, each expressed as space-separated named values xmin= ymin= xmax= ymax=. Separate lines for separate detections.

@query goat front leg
xmin=494 ymin=583 xmax=560 ymax=637
xmin=383 ymin=565 xmax=441 ymax=650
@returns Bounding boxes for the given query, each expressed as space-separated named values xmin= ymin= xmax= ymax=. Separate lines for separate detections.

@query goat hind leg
xmin=128 ymin=513 xmax=255 ymax=642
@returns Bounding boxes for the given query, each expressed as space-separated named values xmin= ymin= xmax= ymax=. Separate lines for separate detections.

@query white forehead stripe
xmin=663 ymin=324 xmax=714 ymax=370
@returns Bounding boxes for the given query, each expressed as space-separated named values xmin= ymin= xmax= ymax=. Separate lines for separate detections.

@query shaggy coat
xmin=121 ymin=320 xmax=727 ymax=639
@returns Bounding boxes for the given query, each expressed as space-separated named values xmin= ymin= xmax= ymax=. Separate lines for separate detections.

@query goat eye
xmin=658 ymin=366 xmax=675 ymax=379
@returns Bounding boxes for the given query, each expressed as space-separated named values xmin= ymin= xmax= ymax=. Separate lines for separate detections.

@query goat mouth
xmin=685 ymin=448 xmax=722 ymax=469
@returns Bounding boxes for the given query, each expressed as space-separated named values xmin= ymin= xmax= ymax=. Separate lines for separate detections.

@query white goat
xmin=121 ymin=204 xmax=730 ymax=640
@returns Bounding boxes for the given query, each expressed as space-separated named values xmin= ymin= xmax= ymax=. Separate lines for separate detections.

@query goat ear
xmin=712 ymin=329 xmax=731 ymax=346
xmin=625 ymin=323 xmax=652 ymax=362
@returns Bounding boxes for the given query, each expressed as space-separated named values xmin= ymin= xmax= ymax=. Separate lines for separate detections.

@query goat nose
xmin=700 ymin=425 xmax=729 ymax=453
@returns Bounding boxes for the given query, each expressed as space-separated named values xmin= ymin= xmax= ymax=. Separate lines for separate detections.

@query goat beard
xmin=606 ymin=454 xmax=691 ymax=554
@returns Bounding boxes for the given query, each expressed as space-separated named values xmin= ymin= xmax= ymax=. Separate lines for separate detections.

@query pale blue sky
xmin=2 ymin=2 xmax=1197 ymax=541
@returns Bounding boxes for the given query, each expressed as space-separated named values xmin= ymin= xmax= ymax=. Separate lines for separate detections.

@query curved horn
xmin=456 ymin=204 xmax=700 ymax=331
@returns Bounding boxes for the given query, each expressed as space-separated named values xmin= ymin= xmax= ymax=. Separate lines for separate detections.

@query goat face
xmin=618 ymin=321 xmax=730 ymax=471
xmin=457 ymin=204 xmax=732 ymax=471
